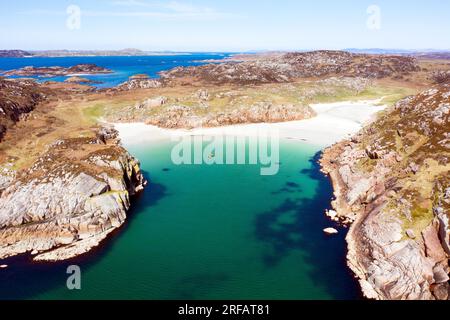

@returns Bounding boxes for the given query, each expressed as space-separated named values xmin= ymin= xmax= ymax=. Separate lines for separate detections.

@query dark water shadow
xmin=0 ymin=170 xmax=167 ymax=300
xmin=271 ymin=181 xmax=303 ymax=195
xmin=254 ymin=152 xmax=362 ymax=300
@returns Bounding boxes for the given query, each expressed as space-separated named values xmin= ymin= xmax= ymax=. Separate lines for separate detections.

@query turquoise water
xmin=0 ymin=138 xmax=359 ymax=300
xmin=0 ymin=54 xmax=231 ymax=88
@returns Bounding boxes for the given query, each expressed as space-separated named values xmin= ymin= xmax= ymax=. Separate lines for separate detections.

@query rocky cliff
xmin=0 ymin=127 xmax=146 ymax=261
xmin=321 ymin=84 xmax=450 ymax=300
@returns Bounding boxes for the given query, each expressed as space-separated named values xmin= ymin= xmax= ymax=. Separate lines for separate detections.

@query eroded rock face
xmin=0 ymin=130 xmax=146 ymax=261
xmin=321 ymin=84 xmax=450 ymax=300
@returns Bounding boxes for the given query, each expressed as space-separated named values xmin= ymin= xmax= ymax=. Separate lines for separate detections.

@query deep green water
xmin=0 ymin=139 xmax=359 ymax=300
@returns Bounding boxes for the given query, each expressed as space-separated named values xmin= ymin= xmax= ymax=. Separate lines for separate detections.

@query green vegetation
xmin=83 ymin=103 xmax=106 ymax=122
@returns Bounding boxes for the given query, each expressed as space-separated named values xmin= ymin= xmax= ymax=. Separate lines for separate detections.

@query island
xmin=2 ymin=64 xmax=113 ymax=77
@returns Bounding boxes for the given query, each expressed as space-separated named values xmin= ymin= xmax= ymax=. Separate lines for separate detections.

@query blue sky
xmin=1 ymin=0 xmax=449 ymax=51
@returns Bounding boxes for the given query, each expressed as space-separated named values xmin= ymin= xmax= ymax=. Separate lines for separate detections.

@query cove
xmin=0 ymin=137 xmax=360 ymax=300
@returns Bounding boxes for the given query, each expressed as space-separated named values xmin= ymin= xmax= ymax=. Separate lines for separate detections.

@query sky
xmin=1 ymin=0 xmax=449 ymax=51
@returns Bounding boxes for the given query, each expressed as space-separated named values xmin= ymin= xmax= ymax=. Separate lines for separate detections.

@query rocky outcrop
xmin=115 ymin=78 xmax=163 ymax=91
xmin=64 ymin=76 xmax=95 ymax=84
xmin=2 ymin=64 xmax=112 ymax=77
xmin=145 ymin=102 xmax=316 ymax=129
xmin=431 ymin=71 xmax=450 ymax=84
xmin=114 ymin=75 xmax=163 ymax=91
xmin=321 ymin=84 xmax=450 ymax=300
xmin=160 ymin=51 xmax=420 ymax=85
xmin=0 ymin=78 xmax=44 ymax=141
xmin=0 ymin=128 xmax=146 ymax=261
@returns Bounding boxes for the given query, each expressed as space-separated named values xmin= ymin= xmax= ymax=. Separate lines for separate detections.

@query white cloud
xmin=18 ymin=9 xmax=66 ymax=16
xmin=165 ymin=1 xmax=213 ymax=14
xmin=20 ymin=1 xmax=241 ymax=21
xmin=111 ymin=0 xmax=156 ymax=8
xmin=110 ymin=0 xmax=218 ymax=16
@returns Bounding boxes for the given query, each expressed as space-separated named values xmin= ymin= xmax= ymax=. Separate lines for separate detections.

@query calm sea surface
xmin=0 ymin=138 xmax=359 ymax=300
xmin=0 ymin=53 xmax=231 ymax=88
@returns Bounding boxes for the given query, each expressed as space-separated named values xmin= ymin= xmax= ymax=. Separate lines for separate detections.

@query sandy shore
xmin=113 ymin=99 xmax=386 ymax=148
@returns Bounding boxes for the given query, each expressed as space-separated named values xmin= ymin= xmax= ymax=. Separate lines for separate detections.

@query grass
xmin=87 ymin=79 xmax=419 ymax=125
xmin=401 ymin=202 xmax=435 ymax=239
xmin=83 ymin=103 xmax=106 ymax=123
xmin=294 ymin=81 xmax=416 ymax=107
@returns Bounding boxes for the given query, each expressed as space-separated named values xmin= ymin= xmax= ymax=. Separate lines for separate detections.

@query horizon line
xmin=2 ymin=48 xmax=450 ymax=53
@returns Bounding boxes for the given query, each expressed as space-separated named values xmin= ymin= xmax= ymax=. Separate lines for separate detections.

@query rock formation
xmin=0 ymin=127 xmax=146 ymax=261
xmin=321 ymin=83 xmax=450 ymax=300
xmin=64 ymin=76 xmax=94 ymax=84
xmin=431 ymin=71 xmax=450 ymax=84
xmin=2 ymin=64 xmax=112 ymax=77
xmin=143 ymin=102 xmax=316 ymax=129
xmin=160 ymin=51 xmax=420 ymax=85
xmin=0 ymin=78 xmax=44 ymax=141
xmin=114 ymin=75 xmax=163 ymax=91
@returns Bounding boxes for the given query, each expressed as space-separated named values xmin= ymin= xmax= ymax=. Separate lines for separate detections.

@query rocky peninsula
xmin=321 ymin=82 xmax=450 ymax=300
xmin=0 ymin=129 xmax=145 ymax=261
xmin=2 ymin=64 xmax=112 ymax=77
xmin=0 ymin=78 xmax=145 ymax=262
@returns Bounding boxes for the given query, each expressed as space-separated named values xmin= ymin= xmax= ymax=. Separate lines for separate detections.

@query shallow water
xmin=0 ymin=138 xmax=360 ymax=300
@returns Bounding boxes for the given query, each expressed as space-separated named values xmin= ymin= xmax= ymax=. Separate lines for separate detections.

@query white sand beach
xmin=113 ymin=99 xmax=386 ymax=148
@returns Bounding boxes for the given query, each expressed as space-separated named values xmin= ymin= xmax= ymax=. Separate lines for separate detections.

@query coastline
xmin=319 ymin=84 xmax=450 ymax=300
xmin=109 ymin=99 xmax=387 ymax=299
xmin=113 ymin=99 xmax=386 ymax=148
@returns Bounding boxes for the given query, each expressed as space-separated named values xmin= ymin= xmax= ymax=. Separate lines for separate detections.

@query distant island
xmin=2 ymin=48 xmax=450 ymax=61
xmin=2 ymin=64 xmax=112 ymax=77
xmin=0 ymin=48 xmax=200 ymax=58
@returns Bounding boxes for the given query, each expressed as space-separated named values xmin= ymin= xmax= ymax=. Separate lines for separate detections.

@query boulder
xmin=323 ymin=227 xmax=339 ymax=235
xmin=326 ymin=210 xmax=338 ymax=221
xmin=433 ymin=265 xmax=450 ymax=284
xmin=406 ymin=229 xmax=416 ymax=239
xmin=422 ymin=222 xmax=448 ymax=263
